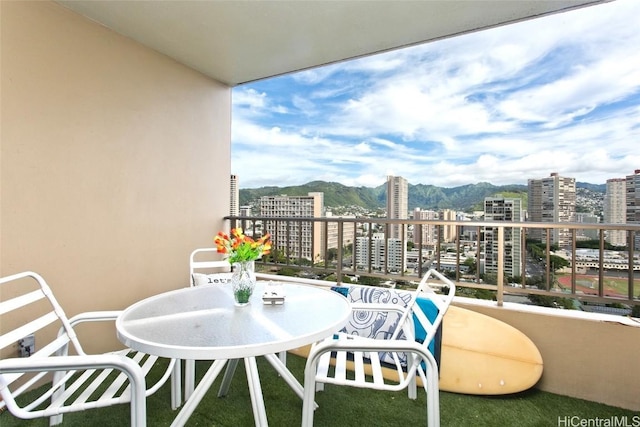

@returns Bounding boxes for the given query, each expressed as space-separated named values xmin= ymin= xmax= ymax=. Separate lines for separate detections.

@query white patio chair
xmin=301 ymin=269 xmax=455 ymax=427
xmin=185 ymin=248 xmax=289 ymax=402
xmin=184 ymin=248 xmax=231 ymax=401
xmin=0 ymin=271 xmax=179 ymax=427
xmin=189 ymin=247 xmax=232 ymax=287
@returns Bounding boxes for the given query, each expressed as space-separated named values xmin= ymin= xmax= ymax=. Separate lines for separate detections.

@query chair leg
xmin=184 ymin=359 xmax=196 ymax=401
xmin=49 ymin=414 xmax=63 ymax=426
xmin=408 ymin=373 xmax=417 ymax=400
xmin=171 ymin=360 xmax=182 ymax=409
xmin=49 ymin=370 xmax=66 ymax=426
xmin=422 ymin=362 xmax=440 ymax=427
xmin=217 ymin=358 xmax=240 ymax=397
xmin=301 ymin=357 xmax=320 ymax=427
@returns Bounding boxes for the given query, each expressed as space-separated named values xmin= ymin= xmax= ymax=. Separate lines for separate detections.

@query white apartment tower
xmin=259 ymin=192 xmax=324 ymax=261
xmin=604 ymin=177 xmax=627 ymax=247
xmin=483 ymin=197 xmax=522 ymax=278
xmin=527 ymin=172 xmax=576 ymax=248
xmin=230 ymin=174 xmax=239 ymax=217
xmin=386 ymin=175 xmax=408 ymax=240
xmin=626 ymin=170 xmax=640 ymax=250
xmin=355 ymin=233 xmax=405 ymax=272
xmin=412 ymin=208 xmax=438 ymax=247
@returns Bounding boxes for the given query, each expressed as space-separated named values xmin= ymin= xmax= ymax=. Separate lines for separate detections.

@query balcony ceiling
xmin=56 ymin=0 xmax=609 ymax=86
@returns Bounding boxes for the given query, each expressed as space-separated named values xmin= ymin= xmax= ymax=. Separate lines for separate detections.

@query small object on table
xmin=262 ymin=281 xmax=286 ymax=305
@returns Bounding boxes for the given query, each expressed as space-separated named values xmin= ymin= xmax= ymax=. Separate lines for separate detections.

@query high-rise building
xmin=441 ymin=209 xmax=458 ymax=243
xmin=259 ymin=192 xmax=324 ymax=261
xmin=355 ymin=233 xmax=405 ymax=272
xmin=604 ymin=178 xmax=627 ymax=247
xmin=412 ymin=208 xmax=438 ymax=247
xmin=576 ymin=213 xmax=599 ymax=241
xmin=238 ymin=205 xmax=255 ymax=235
xmin=626 ymin=169 xmax=640 ymax=250
xmin=325 ymin=212 xmax=355 ymax=251
xmin=483 ymin=197 xmax=522 ymax=278
xmin=527 ymin=172 xmax=576 ymax=248
xmin=386 ymin=176 xmax=408 ymax=240
xmin=230 ymin=174 xmax=239 ymax=217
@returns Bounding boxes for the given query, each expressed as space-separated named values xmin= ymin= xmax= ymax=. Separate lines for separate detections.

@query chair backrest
xmin=332 ymin=269 xmax=455 ymax=365
xmin=0 ymin=271 xmax=84 ymax=412
xmin=397 ymin=268 xmax=455 ymax=347
xmin=189 ymin=247 xmax=231 ymax=286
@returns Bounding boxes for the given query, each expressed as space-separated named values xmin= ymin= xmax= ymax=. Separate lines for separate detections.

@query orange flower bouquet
xmin=214 ymin=228 xmax=271 ymax=264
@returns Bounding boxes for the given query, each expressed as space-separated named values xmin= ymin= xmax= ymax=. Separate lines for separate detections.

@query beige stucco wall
xmin=454 ymin=299 xmax=640 ymax=412
xmin=1 ymin=1 xmax=231 ymax=353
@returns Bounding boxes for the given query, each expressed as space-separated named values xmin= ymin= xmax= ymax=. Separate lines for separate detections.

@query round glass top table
xmin=116 ymin=281 xmax=351 ymax=426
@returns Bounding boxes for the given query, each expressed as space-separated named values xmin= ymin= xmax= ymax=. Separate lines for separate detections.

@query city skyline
xmin=231 ymin=0 xmax=639 ymax=190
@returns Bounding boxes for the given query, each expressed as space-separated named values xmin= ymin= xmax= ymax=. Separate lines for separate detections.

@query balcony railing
xmin=227 ymin=215 xmax=640 ymax=310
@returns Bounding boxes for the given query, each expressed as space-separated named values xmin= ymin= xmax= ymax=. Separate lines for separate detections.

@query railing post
xmin=545 ymin=230 xmax=552 ymax=291
xmin=571 ymin=229 xmax=577 ymax=295
xmin=337 ymin=221 xmax=344 ymax=283
xmin=628 ymin=230 xmax=635 ymax=300
xmin=497 ymin=226 xmax=504 ymax=307
xmin=476 ymin=225 xmax=481 ymax=285
xmin=599 ymin=231 xmax=605 ymax=297
xmin=521 ymin=227 xmax=527 ymax=289
xmin=455 ymin=228 xmax=461 ymax=282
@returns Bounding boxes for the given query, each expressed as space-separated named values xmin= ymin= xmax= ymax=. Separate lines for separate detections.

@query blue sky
xmin=231 ymin=0 xmax=640 ymax=189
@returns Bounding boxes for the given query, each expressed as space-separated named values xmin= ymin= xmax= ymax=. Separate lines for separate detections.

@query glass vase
xmin=231 ymin=260 xmax=256 ymax=306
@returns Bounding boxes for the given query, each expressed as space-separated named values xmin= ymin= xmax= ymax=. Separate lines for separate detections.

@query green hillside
xmin=239 ymin=180 xmax=606 ymax=213
xmin=240 ymin=181 xmax=531 ymax=212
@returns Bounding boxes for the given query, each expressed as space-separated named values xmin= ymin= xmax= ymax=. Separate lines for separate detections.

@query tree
xmin=344 ymin=243 xmax=353 ymax=256
xmin=456 ymin=287 xmax=495 ymax=300
xmin=443 ymin=270 xmax=456 ymax=280
xmin=341 ymin=275 xmax=353 ymax=284
xmin=322 ymin=273 xmax=338 ymax=283
xmin=481 ymin=273 xmax=497 ymax=285
xmin=359 ymin=275 xmax=383 ymax=286
xmin=463 ymin=257 xmax=477 ymax=274
xmin=394 ymin=279 xmax=412 ymax=289
xmin=549 ymin=255 xmax=569 ymax=271
xmin=527 ymin=294 xmax=575 ymax=309
xmin=277 ymin=267 xmax=300 ymax=277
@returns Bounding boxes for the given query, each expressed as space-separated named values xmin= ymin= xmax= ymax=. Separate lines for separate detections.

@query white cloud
xmin=231 ymin=0 xmax=640 ymax=189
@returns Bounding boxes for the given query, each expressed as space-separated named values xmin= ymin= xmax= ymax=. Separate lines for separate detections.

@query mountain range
xmin=239 ymin=181 xmax=606 ymax=212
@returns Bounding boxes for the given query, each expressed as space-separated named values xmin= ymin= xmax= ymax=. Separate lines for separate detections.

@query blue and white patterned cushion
xmin=331 ymin=285 xmax=441 ymax=367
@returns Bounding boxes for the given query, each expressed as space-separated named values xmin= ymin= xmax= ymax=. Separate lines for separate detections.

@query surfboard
xmin=438 ymin=305 xmax=543 ymax=395
xmin=289 ymin=305 xmax=543 ymax=395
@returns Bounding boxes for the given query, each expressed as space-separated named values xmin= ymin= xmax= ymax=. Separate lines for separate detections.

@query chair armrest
xmin=312 ymin=334 xmax=430 ymax=354
xmin=56 ymin=311 xmax=124 ymax=354
xmin=350 ymin=303 xmax=406 ymax=315
xmin=307 ymin=333 xmax=438 ymax=374
xmin=67 ymin=311 xmax=123 ymax=327
xmin=0 ymin=353 xmax=143 ymax=378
